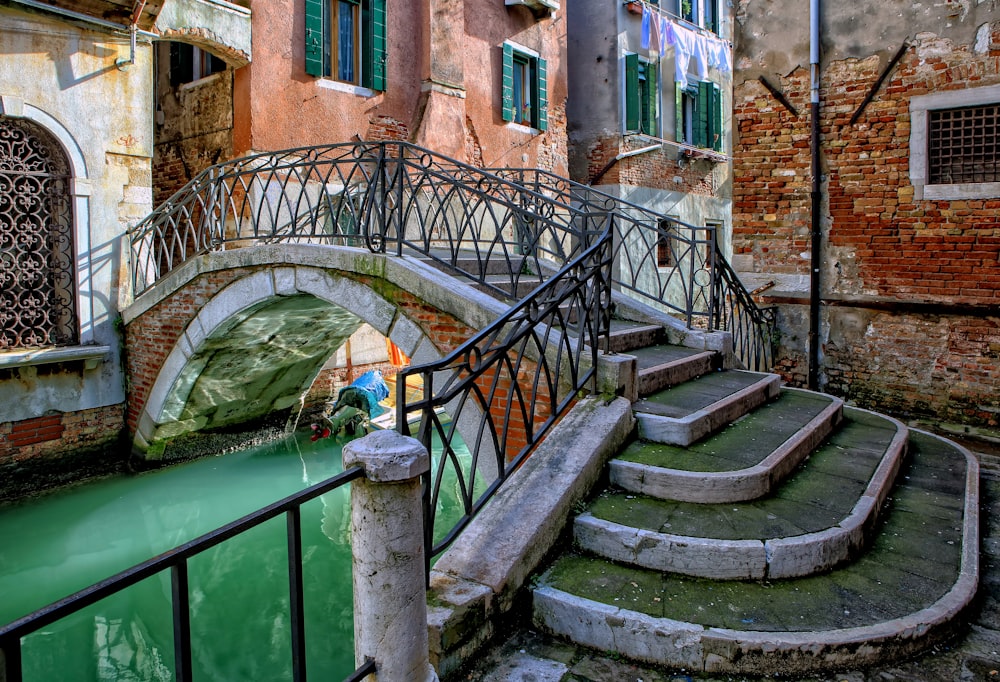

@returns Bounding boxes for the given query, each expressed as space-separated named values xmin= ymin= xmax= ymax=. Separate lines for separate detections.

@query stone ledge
xmin=0 ymin=345 xmax=110 ymax=371
xmin=426 ymin=396 xmax=635 ymax=678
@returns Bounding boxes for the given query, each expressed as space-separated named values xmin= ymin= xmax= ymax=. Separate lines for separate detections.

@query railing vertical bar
xmin=287 ymin=507 xmax=307 ymax=682
xmin=171 ymin=561 xmax=193 ymax=682
xmin=1 ymin=636 xmax=23 ymax=682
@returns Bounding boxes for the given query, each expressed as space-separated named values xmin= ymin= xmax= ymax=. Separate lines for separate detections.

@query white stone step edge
xmin=535 ymin=434 xmax=979 ymax=676
xmin=636 ymin=350 xmax=716 ymax=395
xmin=577 ymin=408 xmax=909 ymax=580
xmin=636 ymin=373 xmax=782 ymax=446
xmin=611 ymin=389 xmax=844 ymax=503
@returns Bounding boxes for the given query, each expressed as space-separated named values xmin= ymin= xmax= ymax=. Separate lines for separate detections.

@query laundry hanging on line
xmin=640 ymin=5 xmax=732 ymax=90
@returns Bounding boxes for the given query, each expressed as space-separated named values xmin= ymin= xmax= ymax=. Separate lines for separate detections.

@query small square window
xmin=502 ymin=44 xmax=548 ymax=131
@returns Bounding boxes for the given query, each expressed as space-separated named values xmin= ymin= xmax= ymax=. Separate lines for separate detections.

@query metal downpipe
xmin=808 ymin=0 xmax=822 ymax=391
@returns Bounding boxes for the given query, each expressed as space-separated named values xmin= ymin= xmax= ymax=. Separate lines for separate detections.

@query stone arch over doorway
xmin=132 ymin=265 xmax=443 ymax=459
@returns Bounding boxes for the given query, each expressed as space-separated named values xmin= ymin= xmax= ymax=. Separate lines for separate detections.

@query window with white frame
xmin=502 ymin=43 xmax=548 ymax=130
xmin=910 ymin=84 xmax=1000 ymax=200
xmin=305 ymin=0 xmax=387 ymax=91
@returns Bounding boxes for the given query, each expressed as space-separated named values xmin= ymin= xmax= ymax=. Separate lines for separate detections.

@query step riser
xmin=637 ymin=352 xmax=716 ymax=396
xmin=611 ymin=394 xmax=844 ymax=503
xmin=637 ymin=374 xmax=781 ymax=446
xmin=607 ymin=325 xmax=665 ymax=354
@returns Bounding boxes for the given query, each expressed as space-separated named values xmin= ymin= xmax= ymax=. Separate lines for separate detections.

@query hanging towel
xmin=641 ymin=6 xmax=651 ymax=50
xmin=708 ymin=38 xmax=732 ymax=74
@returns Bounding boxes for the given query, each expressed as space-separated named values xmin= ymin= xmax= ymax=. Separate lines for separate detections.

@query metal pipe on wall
xmin=808 ymin=0 xmax=822 ymax=391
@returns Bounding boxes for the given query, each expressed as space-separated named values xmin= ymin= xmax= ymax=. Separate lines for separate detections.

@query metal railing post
xmin=342 ymin=430 xmax=437 ymax=682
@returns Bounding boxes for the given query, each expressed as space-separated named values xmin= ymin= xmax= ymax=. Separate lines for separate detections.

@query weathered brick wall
xmin=734 ymin=27 xmax=1000 ymax=429
xmin=0 ymin=405 xmax=126 ymax=502
xmin=584 ymin=132 xmax=723 ymax=193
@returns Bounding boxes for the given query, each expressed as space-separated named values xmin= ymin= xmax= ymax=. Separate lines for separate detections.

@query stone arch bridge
xmin=121 ymin=244 xmax=508 ymax=460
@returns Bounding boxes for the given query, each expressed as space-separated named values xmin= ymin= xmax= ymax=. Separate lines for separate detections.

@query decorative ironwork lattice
xmin=929 ymin=104 xmax=1000 ymax=184
xmin=0 ymin=117 xmax=77 ymax=350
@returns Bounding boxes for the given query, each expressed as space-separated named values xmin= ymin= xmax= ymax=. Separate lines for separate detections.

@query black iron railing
xmin=128 ymin=142 xmax=605 ymax=302
xmin=0 ymin=467 xmax=374 ymax=682
xmin=491 ymin=168 xmax=776 ymax=371
xmin=396 ymin=219 xmax=614 ymax=565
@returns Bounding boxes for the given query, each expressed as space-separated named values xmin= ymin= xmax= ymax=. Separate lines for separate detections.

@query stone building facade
xmin=0 ymin=0 xmax=250 ymax=501
xmin=732 ymin=1 xmax=1000 ymax=436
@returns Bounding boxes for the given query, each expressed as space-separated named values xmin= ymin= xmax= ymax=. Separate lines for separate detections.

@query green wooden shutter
xmin=710 ymin=82 xmax=722 ymax=151
xmin=644 ymin=62 xmax=658 ymax=135
xmin=694 ymin=80 xmax=710 ymax=148
xmin=675 ymin=82 xmax=684 ymax=143
xmin=502 ymin=43 xmax=514 ymax=122
xmin=371 ymin=0 xmax=387 ymax=90
xmin=624 ymin=52 xmax=639 ymax=132
xmin=305 ymin=0 xmax=324 ymax=77
xmin=536 ymin=57 xmax=548 ymax=131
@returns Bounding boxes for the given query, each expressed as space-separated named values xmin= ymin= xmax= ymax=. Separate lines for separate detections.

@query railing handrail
xmin=0 ymin=465 xmax=371 ymax=682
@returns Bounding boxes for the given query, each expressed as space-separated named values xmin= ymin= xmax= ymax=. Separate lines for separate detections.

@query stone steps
xmin=577 ymin=407 xmax=907 ymax=580
xmin=610 ymin=388 xmax=843 ymax=503
xmin=533 ymin=429 xmax=980 ymax=676
xmin=634 ymin=370 xmax=782 ymax=445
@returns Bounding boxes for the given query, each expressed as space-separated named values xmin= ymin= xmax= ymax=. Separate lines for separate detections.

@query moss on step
xmin=633 ymin=370 xmax=767 ymax=418
xmin=618 ymin=390 xmax=836 ymax=473
xmin=541 ymin=430 xmax=968 ymax=633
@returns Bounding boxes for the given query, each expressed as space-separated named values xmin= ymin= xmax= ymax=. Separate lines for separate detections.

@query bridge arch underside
xmin=132 ymin=266 xmax=445 ymax=461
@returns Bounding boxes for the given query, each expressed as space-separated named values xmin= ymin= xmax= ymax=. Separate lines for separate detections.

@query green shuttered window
xmin=304 ymin=0 xmax=386 ymax=91
xmin=625 ymin=54 xmax=658 ymax=135
xmin=502 ymin=43 xmax=548 ymax=132
xmin=677 ymin=80 xmax=722 ymax=152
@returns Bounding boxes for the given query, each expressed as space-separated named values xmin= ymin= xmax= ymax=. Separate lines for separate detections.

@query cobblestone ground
xmin=462 ymin=450 xmax=1000 ymax=682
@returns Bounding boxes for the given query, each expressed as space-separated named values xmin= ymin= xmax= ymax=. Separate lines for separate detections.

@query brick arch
xmin=156 ymin=27 xmax=250 ymax=68
xmin=125 ymin=262 xmax=484 ymax=459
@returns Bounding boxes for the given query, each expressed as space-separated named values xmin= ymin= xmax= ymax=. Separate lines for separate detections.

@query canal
xmin=0 ymin=425 xmax=470 ymax=681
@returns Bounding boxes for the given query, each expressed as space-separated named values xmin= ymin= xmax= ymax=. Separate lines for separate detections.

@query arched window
xmin=0 ymin=116 xmax=78 ymax=350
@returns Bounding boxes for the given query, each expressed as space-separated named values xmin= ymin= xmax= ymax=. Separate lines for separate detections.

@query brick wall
xmin=0 ymin=405 xmax=126 ymax=502
xmin=734 ymin=26 xmax=1000 ymax=428
xmin=586 ymin=132 xmax=722 ymax=193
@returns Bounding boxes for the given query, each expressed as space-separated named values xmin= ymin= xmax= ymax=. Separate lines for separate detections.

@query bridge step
xmin=634 ymin=370 xmax=781 ymax=446
xmin=533 ymin=429 xmax=978 ymax=676
xmin=610 ymin=388 xmax=843 ymax=503
xmin=578 ymin=407 xmax=906 ymax=580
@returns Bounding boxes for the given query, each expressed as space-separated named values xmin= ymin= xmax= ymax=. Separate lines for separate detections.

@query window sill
xmin=920 ymin=182 xmax=1000 ymax=201
xmin=317 ymin=79 xmax=377 ymax=98
xmin=0 ymin=345 xmax=111 ymax=371
xmin=506 ymin=121 xmax=539 ymax=135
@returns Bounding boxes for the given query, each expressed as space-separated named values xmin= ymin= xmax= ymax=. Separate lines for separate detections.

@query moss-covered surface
xmin=633 ymin=370 xmax=768 ymax=419
xmin=589 ymin=409 xmax=899 ymax=540
xmin=541 ymin=430 xmax=968 ymax=632
xmin=627 ymin=344 xmax=708 ymax=370
xmin=618 ymin=390 xmax=836 ymax=473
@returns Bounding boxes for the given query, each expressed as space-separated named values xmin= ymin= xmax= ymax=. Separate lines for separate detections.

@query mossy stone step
xmin=635 ymin=370 xmax=781 ymax=446
xmin=577 ymin=408 xmax=907 ymax=579
xmin=627 ymin=344 xmax=719 ymax=396
xmin=611 ymin=388 xmax=843 ymax=502
xmin=534 ymin=430 xmax=979 ymax=676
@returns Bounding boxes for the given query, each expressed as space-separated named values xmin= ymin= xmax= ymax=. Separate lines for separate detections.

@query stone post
xmin=342 ymin=430 xmax=438 ymax=682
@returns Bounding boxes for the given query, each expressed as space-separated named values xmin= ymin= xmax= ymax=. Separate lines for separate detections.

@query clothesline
xmin=635 ymin=1 xmax=732 ymax=90
xmin=625 ymin=0 xmax=724 ymax=43
xmin=630 ymin=133 xmax=731 ymax=164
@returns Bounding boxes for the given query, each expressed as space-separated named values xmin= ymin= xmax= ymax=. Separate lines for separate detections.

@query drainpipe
xmin=807 ymin=0 xmax=822 ymax=391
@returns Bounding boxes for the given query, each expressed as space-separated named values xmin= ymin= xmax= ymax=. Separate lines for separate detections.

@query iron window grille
xmin=928 ymin=104 xmax=1000 ymax=185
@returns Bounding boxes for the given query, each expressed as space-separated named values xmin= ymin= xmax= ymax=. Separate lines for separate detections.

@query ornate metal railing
xmin=0 ymin=467 xmax=375 ymax=682
xmin=395 ymin=220 xmax=614 ymax=563
xmin=492 ymin=168 xmax=776 ymax=372
xmin=128 ymin=142 xmax=606 ymax=301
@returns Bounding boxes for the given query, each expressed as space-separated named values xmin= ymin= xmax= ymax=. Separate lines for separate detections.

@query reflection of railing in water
xmin=0 ymin=467 xmax=375 ymax=682
xmin=397 ymin=224 xmax=614 ymax=567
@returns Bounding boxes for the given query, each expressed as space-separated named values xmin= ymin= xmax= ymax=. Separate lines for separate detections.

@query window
xmin=656 ymin=220 xmax=676 ymax=268
xmin=305 ymin=0 xmax=387 ymax=91
xmin=910 ymin=84 xmax=1000 ymax=200
xmin=676 ymin=80 xmax=723 ymax=152
xmin=169 ymin=43 xmax=226 ymax=87
xmin=502 ymin=43 xmax=548 ymax=130
xmin=0 ymin=117 xmax=77 ymax=350
xmin=625 ymin=54 xmax=658 ymax=135
xmin=928 ymin=105 xmax=999 ymax=184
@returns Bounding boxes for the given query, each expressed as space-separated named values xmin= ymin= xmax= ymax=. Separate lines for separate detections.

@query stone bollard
xmin=342 ymin=430 xmax=439 ymax=682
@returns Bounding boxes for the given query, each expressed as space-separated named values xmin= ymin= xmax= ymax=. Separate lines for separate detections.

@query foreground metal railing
xmin=492 ymin=168 xmax=776 ymax=372
xmin=396 ymin=219 xmax=614 ymax=565
xmin=0 ymin=468 xmax=375 ymax=682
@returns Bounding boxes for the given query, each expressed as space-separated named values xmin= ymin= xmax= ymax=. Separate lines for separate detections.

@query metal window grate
xmin=928 ymin=104 xmax=1000 ymax=184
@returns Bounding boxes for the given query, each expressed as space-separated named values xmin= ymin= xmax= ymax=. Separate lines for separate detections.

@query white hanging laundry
xmin=641 ymin=6 xmax=652 ymax=50
xmin=707 ymin=36 xmax=732 ymax=74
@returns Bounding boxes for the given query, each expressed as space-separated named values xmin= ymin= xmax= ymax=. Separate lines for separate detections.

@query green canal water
xmin=0 ymin=427 xmax=476 ymax=681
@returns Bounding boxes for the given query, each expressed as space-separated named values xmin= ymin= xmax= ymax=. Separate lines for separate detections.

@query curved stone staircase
xmin=530 ymin=322 xmax=980 ymax=677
